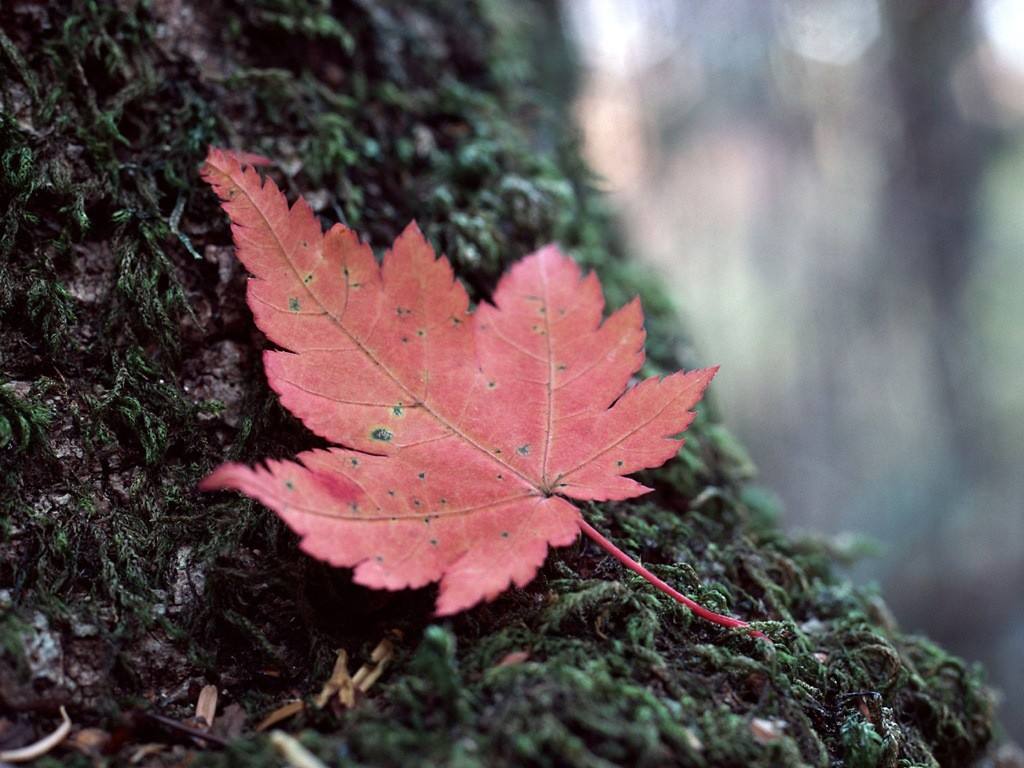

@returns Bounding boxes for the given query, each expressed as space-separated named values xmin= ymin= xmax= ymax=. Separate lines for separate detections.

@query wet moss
xmin=0 ymin=1 xmax=997 ymax=765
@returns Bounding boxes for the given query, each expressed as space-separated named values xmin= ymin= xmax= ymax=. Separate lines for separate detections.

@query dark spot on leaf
xmin=375 ymin=556 xmax=384 ymax=562
xmin=451 ymin=316 xmax=462 ymax=325
xmin=418 ymin=472 xmax=426 ymax=480
xmin=301 ymin=240 xmax=308 ymax=248
xmin=392 ymin=405 xmax=404 ymax=417
xmin=557 ymin=364 xmax=567 ymax=371
xmin=285 ymin=480 xmax=294 ymax=490
xmin=288 ymin=297 xmax=300 ymax=312
xmin=424 ymin=517 xmax=430 ymax=524
xmin=303 ymin=273 xmax=314 ymax=284
xmin=371 ymin=427 xmax=393 ymax=442
xmin=417 ymin=329 xmax=425 ymax=337
xmin=496 ymin=474 xmax=503 ymax=480
xmin=517 ymin=444 xmax=530 ymax=456
xmin=387 ymin=489 xmax=396 ymax=496
xmin=401 ymin=336 xmax=409 ymax=343
xmin=413 ymin=499 xmax=421 ymax=507
xmin=500 ymin=531 xmax=509 ymax=538
xmin=350 ymin=458 xmax=360 ymax=467
xmin=487 ymin=380 xmax=497 ymax=389
xmin=430 ymin=538 xmax=438 ymax=546
xmin=616 ymin=460 xmax=624 ymax=467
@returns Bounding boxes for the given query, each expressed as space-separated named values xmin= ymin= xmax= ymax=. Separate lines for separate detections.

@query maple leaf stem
xmin=577 ymin=519 xmax=766 ymax=639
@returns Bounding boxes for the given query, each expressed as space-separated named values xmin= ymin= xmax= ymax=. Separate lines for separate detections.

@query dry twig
xmin=0 ymin=706 xmax=71 ymax=763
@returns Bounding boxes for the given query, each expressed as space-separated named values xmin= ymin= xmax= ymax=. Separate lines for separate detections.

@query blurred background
xmin=562 ymin=0 xmax=1024 ymax=738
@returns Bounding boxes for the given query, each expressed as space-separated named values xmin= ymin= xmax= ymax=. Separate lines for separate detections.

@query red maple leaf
xmin=200 ymin=147 xmax=759 ymax=634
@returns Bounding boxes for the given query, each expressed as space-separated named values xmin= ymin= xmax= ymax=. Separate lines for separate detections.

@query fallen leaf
xmin=68 ymin=727 xmax=109 ymax=754
xmin=199 ymin=148 xmax=759 ymax=634
xmin=270 ymin=730 xmax=328 ymax=768
xmin=313 ymin=649 xmax=355 ymax=709
xmin=351 ymin=639 xmax=394 ymax=693
xmin=255 ymin=700 xmax=305 ymax=733
xmin=228 ymin=149 xmax=273 ymax=167
xmin=194 ymin=684 xmax=218 ymax=728
xmin=494 ymin=651 xmax=530 ymax=668
xmin=750 ymin=717 xmax=787 ymax=744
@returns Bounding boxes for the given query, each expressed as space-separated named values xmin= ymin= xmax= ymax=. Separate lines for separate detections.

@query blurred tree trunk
xmin=876 ymin=0 xmax=1009 ymax=647
xmin=879 ymin=0 xmax=989 ymax=468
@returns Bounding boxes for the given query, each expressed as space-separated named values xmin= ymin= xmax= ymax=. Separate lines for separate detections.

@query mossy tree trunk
xmin=0 ymin=2 xmax=997 ymax=766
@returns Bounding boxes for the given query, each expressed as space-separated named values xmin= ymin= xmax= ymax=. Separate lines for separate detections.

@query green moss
xmin=0 ymin=382 xmax=52 ymax=454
